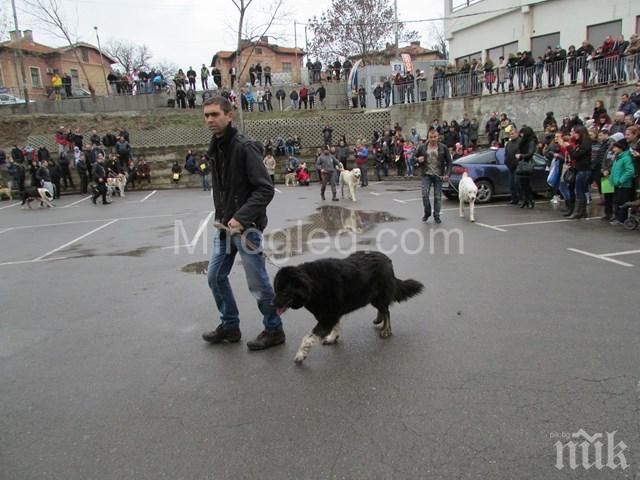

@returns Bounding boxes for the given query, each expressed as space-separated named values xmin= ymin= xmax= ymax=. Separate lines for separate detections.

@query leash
xmin=213 ymin=222 xmax=281 ymax=270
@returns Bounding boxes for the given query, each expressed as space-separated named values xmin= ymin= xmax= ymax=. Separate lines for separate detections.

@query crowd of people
xmin=2 ymin=126 xmax=152 ymax=204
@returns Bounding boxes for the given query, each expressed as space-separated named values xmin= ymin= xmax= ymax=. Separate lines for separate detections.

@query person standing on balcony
xmin=553 ymin=45 xmax=567 ymax=86
xmin=263 ymin=65 xmax=272 ymax=86
xmin=201 ymin=64 xmax=210 ymax=90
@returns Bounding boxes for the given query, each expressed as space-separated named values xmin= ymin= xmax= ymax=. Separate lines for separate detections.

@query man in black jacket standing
xmin=416 ymin=129 xmax=451 ymax=224
xmin=91 ymin=154 xmax=110 ymax=204
xmin=201 ymin=95 xmax=285 ymax=350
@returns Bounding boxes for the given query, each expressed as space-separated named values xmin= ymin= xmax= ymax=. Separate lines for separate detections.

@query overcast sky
xmin=2 ymin=0 xmax=444 ymax=71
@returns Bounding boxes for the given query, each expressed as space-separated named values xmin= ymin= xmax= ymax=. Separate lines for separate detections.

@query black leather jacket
xmin=207 ymin=125 xmax=274 ymax=231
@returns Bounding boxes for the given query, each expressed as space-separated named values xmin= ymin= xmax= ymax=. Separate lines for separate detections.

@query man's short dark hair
xmin=203 ymin=94 xmax=233 ymax=113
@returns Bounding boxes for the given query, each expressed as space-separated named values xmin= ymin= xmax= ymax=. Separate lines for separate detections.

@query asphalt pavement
xmin=1 ymin=182 xmax=639 ymax=479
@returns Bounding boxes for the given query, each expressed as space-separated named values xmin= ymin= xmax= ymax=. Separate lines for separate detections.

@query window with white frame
xmin=456 ymin=52 xmax=481 ymax=68
xmin=30 ymin=67 xmax=42 ymax=88
xmin=70 ymin=68 xmax=79 ymax=86
xmin=451 ymin=0 xmax=482 ymax=12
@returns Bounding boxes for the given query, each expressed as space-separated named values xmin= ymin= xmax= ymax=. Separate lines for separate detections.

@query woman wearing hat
xmin=609 ymin=139 xmax=636 ymax=225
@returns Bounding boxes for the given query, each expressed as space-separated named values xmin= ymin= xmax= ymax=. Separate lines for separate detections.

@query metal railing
xmin=387 ymin=53 xmax=640 ymax=105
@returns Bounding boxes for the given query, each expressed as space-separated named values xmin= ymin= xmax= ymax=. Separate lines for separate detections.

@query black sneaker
xmin=247 ymin=329 xmax=285 ymax=351
xmin=422 ymin=215 xmax=429 ymax=222
xmin=434 ymin=217 xmax=442 ymax=224
xmin=202 ymin=325 xmax=241 ymax=344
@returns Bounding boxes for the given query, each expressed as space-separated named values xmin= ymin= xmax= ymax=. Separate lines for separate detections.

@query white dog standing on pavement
xmin=458 ymin=172 xmax=478 ymax=222
xmin=339 ymin=167 xmax=361 ymax=202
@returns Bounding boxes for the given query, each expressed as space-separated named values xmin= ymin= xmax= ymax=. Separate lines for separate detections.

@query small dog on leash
xmin=0 ymin=184 xmax=12 ymax=201
xmin=339 ymin=167 xmax=362 ymax=202
xmin=21 ymin=187 xmax=55 ymax=208
xmin=106 ymin=173 xmax=128 ymax=197
xmin=285 ymin=172 xmax=298 ymax=186
xmin=458 ymin=172 xmax=478 ymax=222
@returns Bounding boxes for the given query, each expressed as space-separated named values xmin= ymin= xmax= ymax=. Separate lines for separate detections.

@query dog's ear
xmin=275 ymin=266 xmax=312 ymax=302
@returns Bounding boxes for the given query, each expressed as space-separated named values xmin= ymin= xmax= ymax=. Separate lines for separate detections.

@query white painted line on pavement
xmin=495 ymin=219 xmax=574 ymax=228
xmin=369 ymin=192 xmax=381 ymax=196
xmin=5 ymin=212 xmax=198 ymax=231
xmin=275 ymin=188 xmax=282 ymax=193
xmin=140 ymin=190 xmax=157 ymax=202
xmin=33 ymin=219 xmax=119 ymax=261
xmin=0 ymin=256 xmax=70 ymax=267
xmin=393 ymin=199 xmax=407 ymax=204
xmin=601 ymin=249 xmax=640 ymax=258
xmin=475 ymin=223 xmax=508 ymax=232
xmin=441 ymin=203 xmax=511 ymax=213
xmin=567 ymin=248 xmax=634 ymax=268
xmin=61 ymin=196 xmax=92 ymax=208
xmin=162 ymin=212 xmax=214 ymax=250
xmin=0 ymin=227 xmax=14 ymax=234
xmin=0 ymin=202 xmax=21 ymax=210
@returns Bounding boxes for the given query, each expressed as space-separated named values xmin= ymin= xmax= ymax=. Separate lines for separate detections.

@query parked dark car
xmin=443 ymin=148 xmax=550 ymax=203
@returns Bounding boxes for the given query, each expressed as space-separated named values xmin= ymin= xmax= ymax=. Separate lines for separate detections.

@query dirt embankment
xmin=0 ymin=111 xmax=204 ymax=147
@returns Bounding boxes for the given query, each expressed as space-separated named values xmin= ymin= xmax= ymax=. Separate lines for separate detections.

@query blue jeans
xmin=207 ymin=229 xmax=282 ymax=331
xmin=202 ymin=175 xmax=209 ymax=191
xmin=509 ymin=169 xmax=521 ymax=202
xmin=460 ymin=132 xmax=470 ymax=148
xmin=421 ymin=175 xmax=442 ymax=219
xmin=575 ymin=171 xmax=589 ymax=204
xmin=406 ymin=157 xmax=414 ymax=176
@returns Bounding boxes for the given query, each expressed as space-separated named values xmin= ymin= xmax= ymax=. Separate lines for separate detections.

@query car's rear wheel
xmin=475 ymin=180 xmax=493 ymax=203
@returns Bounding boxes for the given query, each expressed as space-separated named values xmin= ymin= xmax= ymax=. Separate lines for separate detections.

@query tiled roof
xmin=0 ymin=39 xmax=56 ymax=54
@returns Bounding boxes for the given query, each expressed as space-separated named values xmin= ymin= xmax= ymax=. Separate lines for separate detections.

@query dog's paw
xmin=373 ymin=317 xmax=383 ymax=325
xmin=322 ymin=335 xmax=339 ymax=345
xmin=294 ymin=353 xmax=306 ymax=365
xmin=470 ymin=218 xmax=475 ymax=223
xmin=379 ymin=327 xmax=392 ymax=338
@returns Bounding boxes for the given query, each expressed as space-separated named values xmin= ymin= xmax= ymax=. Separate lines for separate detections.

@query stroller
xmin=621 ymin=200 xmax=640 ymax=231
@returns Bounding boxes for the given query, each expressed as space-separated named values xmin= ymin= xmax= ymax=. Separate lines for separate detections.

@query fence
xmin=390 ymin=53 xmax=640 ymax=105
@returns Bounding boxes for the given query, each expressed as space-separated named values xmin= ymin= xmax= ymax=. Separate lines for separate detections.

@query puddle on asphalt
xmin=182 ymin=261 xmax=209 ymax=274
xmin=264 ymin=205 xmax=404 ymax=259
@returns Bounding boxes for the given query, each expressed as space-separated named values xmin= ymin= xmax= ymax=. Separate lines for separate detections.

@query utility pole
xmin=394 ymin=0 xmax=399 ymax=50
xmin=10 ymin=0 xmax=29 ymax=104
xmin=94 ymin=26 xmax=109 ymax=96
xmin=294 ymin=20 xmax=298 ymax=83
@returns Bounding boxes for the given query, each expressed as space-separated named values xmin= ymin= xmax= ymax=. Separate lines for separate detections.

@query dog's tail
xmin=393 ymin=278 xmax=424 ymax=303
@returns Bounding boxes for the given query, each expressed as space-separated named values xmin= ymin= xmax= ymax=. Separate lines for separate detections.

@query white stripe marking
xmin=567 ymin=248 xmax=634 ymax=267
xmin=0 ymin=202 xmax=21 ymax=210
xmin=140 ymin=190 xmax=157 ymax=202
xmin=0 ymin=227 xmax=14 ymax=234
xmin=475 ymin=223 xmax=508 ymax=232
xmin=495 ymin=219 xmax=574 ymax=228
xmin=161 ymin=212 xmax=214 ymax=250
xmin=5 ymin=212 xmax=198 ymax=231
xmin=601 ymin=249 xmax=640 ymax=258
xmin=393 ymin=199 xmax=407 ymax=204
xmin=61 ymin=196 xmax=92 ymax=208
xmin=0 ymin=256 xmax=70 ymax=267
xmin=369 ymin=192 xmax=382 ymax=196
xmin=33 ymin=220 xmax=119 ymax=261
xmin=274 ymin=188 xmax=282 ymax=193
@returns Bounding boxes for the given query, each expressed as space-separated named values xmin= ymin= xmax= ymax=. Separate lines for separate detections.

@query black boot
xmin=569 ymin=200 xmax=585 ymax=219
xmin=332 ymin=192 xmax=339 ymax=201
xmin=202 ymin=324 xmax=242 ymax=344
xmin=562 ymin=200 xmax=575 ymax=217
xmin=247 ymin=329 xmax=285 ymax=351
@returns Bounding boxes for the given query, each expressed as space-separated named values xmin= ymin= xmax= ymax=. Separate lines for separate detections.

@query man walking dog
xmin=201 ymin=95 xmax=285 ymax=350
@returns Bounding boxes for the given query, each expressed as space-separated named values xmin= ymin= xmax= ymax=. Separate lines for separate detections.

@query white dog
xmin=458 ymin=172 xmax=478 ymax=222
xmin=339 ymin=167 xmax=361 ymax=202
xmin=106 ymin=173 xmax=128 ymax=197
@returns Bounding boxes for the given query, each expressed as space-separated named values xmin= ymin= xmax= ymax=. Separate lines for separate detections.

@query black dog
xmin=273 ymin=251 xmax=424 ymax=364
xmin=20 ymin=187 xmax=54 ymax=208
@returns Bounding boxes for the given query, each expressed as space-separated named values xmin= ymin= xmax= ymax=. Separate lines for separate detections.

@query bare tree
xmin=104 ymin=39 xmax=152 ymax=74
xmin=307 ymin=0 xmax=419 ymax=66
xmin=0 ymin=3 xmax=10 ymax=41
xmin=22 ymin=0 xmax=97 ymax=97
xmin=230 ymin=0 xmax=286 ymax=131
xmin=428 ymin=22 xmax=449 ymax=60
xmin=149 ymin=60 xmax=178 ymax=81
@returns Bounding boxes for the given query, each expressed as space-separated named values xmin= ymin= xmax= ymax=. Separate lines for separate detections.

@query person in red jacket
xmin=298 ymin=86 xmax=308 ymax=110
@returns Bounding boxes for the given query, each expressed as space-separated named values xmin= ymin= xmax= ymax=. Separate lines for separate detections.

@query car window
xmin=454 ymin=151 xmax=497 ymax=165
